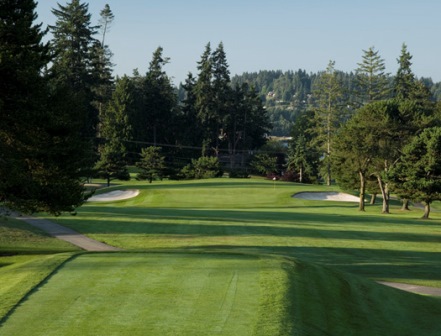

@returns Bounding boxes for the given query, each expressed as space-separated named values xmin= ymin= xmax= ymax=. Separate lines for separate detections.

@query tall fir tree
xmin=195 ymin=43 xmax=215 ymax=156
xmin=95 ymin=76 xmax=133 ymax=186
xmin=142 ymin=46 xmax=177 ymax=146
xmin=311 ymin=60 xmax=346 ymax=186
xmin=355 ymin=46 xmax=390 ymax=105
xmin=0 ymin=0 xmax=90 ymax=214
xmin=49 ymin=0 xmax=100 ymax=139
xmin=393 ymin=43 xmax=416 ymax=100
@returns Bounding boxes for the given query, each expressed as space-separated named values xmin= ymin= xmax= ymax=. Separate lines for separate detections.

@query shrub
xmin=180 ymin=156 xmax=222 ymax=179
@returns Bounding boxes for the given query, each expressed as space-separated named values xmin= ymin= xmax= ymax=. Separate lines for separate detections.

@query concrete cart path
xmin=378 ymin=281 xmax=441 ymax=297
xmin=15 ymin=215 xmax=121 ymax=252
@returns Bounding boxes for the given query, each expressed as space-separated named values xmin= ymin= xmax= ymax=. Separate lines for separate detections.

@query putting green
xmin=0 ymin=252 xmax=291 ymax=336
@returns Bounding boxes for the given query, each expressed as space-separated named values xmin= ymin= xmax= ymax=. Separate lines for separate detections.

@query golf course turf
xmin=1 ymin=178 xmax=441 ymax=335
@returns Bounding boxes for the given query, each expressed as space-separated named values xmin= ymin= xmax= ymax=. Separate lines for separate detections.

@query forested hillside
xmin=231 ymin=70 xmax=441 ymax=136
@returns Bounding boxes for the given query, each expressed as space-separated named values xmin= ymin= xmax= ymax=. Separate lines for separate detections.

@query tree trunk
xmin=359 ymin=171 xmax=366 ymax=211
xmin=299 ymin=166 xmax=303 ymax=184
xmin=370 ymin=194 xmax=377 ymax=205
xmin=422 ymin=203 xmax=430 ymax=219
xmin=377 ymin=175 xmax=389 ymax=214
xmin=401 ymin=199 xmax=410 ymax=211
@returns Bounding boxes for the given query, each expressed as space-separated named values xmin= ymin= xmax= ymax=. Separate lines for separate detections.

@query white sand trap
xmin=293 ymin=191 xmax=360 ymax=202
xmin=88 ymin=189 xmax=140 ymax=202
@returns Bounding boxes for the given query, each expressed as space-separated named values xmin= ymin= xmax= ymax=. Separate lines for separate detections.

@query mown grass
xmin=0 ymin=217 xmax=80 ymax=321
xmin=48 ymin=178 xmax=441 ymax=287
xmin=1 ymin=252 xmax=441 ymax=336
xmin=1 ymin=178 xmax=441 ymax=335
xmin=0 ymin=252 xmax=291 ymax=336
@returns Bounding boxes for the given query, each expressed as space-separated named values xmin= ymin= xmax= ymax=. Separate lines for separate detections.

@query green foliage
xmin=251 ymin=153 xmax=277 ymax=176
xmin=287 ymin=110 xmax=320 ymax=183
xmin=0 ymin=0 xmax=90 ymax=214
xmin=136 ymin=147 xmax=166 ymax=183
xmin=180 ymin=156 xmax=222 ymax=179
xmin=311 ymin=60 xmax=348 ymax=185
xmin=94 ymin=142 xmax=130 ymax=186
xmin=355 ymin=46 xmax=390 ymax=104
xmin=129 ymin=47 xmax=177 ymax=149
xmin=393 ymin=43 xmax=415 ymax=100
xmin=95 ymin=76 xmax=133 ymax=186
xmin=49 ymin=0 xmax=102 ymax=139
xmin=193 ymin=43 xmax=271 ymax=159
xmin=390 ymin=127 xmax=441 ymax=218
xmin=227 ymin=168 xmax=250 ymax=178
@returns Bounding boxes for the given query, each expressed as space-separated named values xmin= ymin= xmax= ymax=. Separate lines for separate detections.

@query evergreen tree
xmin=136 ymin=147 xmax=166 ymax=183
xmin=390 ymin=127 xmax=441 ymax=219
xmin=287 ymin=110 xmax=319 ymax=183
xmin=179 ymin=73 xmax=203 ymax=148
xmin=311 ymin=61 xmax=346 ymax=186
xmin=49 ymin=0 xmax=100 ymax=139
xmin=393 ymin=43 xmax=416 ymax=100
xmin=195 ymin=43 xmax=215 ymax=156
xmin=0 ymin=0 xmax=90 ymax=214
xmin=95 ymin=76 xmax=133 ymax=186
xmin=147 ymin=47 xmax=176 ymax=145
xmin=212 ymin=41 xmax=232 ymax=153
xmin=99 ymin=4 xmax=114 ymax=46
xmin=355 ymin=46 xmax=390 ymax=104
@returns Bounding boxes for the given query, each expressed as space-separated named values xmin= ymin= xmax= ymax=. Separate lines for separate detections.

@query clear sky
xmin=36 ymin=0 xmax=441 ymax=86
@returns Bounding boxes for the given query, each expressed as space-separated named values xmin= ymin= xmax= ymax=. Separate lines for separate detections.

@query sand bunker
xmin=293 ymin=191 xmax=360 ymax=202
xmin=88 ymin=189 xmax=140 ymax=202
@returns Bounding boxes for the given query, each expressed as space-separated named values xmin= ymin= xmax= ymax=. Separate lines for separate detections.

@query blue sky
xmin=36 ymin=0 xmax=441 ymax=85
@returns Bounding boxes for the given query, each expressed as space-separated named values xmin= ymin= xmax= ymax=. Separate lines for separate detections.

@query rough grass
xmin=0 ymin=217 xmax=79 ymax=255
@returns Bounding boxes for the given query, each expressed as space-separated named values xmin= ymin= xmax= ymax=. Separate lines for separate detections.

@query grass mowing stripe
xmin=0 ymin=252 xmax=287 ymax=336
xmin=0 ymin=253 xmax=77 ymax=322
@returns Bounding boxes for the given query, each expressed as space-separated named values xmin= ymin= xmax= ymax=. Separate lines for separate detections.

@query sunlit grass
xmin=44 ymin=177 xmax=441 ymax=287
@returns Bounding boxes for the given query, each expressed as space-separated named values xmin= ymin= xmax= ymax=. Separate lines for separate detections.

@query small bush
xmin=179 ymin=156 xmax=223 ymax=180
xmin=228 ymin=169 xmax=250 ymax=178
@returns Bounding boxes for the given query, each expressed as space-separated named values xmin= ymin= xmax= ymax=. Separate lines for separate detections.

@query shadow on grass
xmin=68 ymin=207 xmax=440 ymax=242
xmin=182 ymin=245 xmax=441 ymax=283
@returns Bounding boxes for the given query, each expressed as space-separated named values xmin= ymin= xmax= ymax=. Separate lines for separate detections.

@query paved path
xmin=15 ymin=215 xmax=121 ymax=252
xmin=378 ymin=281 xmax=441 ymax=297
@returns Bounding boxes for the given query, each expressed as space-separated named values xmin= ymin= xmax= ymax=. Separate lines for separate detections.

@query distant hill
xmin=231 ymin=70 xmax=441 ymax=136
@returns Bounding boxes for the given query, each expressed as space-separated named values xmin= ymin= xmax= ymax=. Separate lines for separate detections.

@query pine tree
xmin=142 ymin=46 xmax=177 ymax=146
xmin=355 ymin=46 xmax=390 ymax=104
xmin=312 ymin=60 xmax=346 ymax=186
xmin=99 ymin=4 xmax=114 ymax=46
xmin=49 ymin=0 xmax=100 ymax=139
xmin=136 ymin=147 xmax=166 ymax=183
xmin=95 ymin=76 xmax=133 ymax=186
xmin=393 ymin=43 xmax=416 ymax=100
xmin=0 ymin=0 xmax=90 ymax=214
xmin=195 ymin=43 xmax=215 ymax=156
xmin=390 ymin=127 xmax=441 ymax=219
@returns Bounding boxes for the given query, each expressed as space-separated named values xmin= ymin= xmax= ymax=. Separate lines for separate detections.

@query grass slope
xmin=0 ymin=217 xmax=80 ymax=320
xmin=285 ymin=258 xmax=441 ymax=335
xmin=1 ymin=252 xmax=440 ymax=336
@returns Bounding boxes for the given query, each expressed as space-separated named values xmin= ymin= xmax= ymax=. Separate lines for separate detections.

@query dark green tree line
xmin=0 ymin=0 xmax=92 ymax=214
